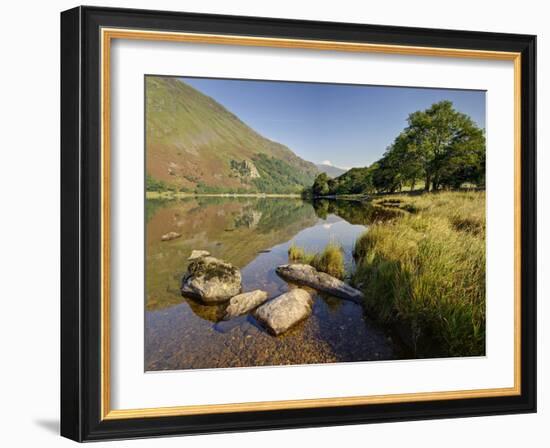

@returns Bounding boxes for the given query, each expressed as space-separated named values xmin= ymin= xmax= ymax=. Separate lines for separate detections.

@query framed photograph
xmin=61 ymin=6 xmax=536 ymax=441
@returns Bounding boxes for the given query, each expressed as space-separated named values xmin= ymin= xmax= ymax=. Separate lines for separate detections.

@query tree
xmin=311 ymin=172 xmax=331 ymax=196
xmin=402 ymin=101 xmax=485 ymax=191
xmin=372 ymin=156 xmax=402 ymax=193
xmin=388 ymin=132 xmax=425 ymax=191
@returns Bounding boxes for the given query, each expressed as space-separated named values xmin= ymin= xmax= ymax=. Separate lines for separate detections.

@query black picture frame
xmin=61 ymin=5 xmax=536 ymax=442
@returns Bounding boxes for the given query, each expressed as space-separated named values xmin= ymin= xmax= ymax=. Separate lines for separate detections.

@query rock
xmin=161 ymin=231 xmax=181 ymax=241
xmin=181 ymin=256 xmax=242 ymax=304
xmin=224 ymin=290 xmax=269 ymax=320
xmin=276 ymin=264 xmax=365 ymax=303
xmin=231 ymin=159 xmax=260 ymax=179
xmin=188 ymin=249 xmax=210 ymax=260
xmin=253 ymin=289 xmax=313 ymax=335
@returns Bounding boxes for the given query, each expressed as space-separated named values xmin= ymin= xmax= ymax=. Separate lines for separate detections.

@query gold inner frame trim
xmin=100 ymin=27 xmax=522 ymax=421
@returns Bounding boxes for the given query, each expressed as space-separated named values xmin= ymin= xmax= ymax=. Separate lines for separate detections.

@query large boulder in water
xmin=223 ymin=290 xmax=269 ymax=320
xmin=253 ymin=288 xmax=313 ymax=335
xmin=276 ymin=264 xmax=364 ymax=303
xmin=181 ymin=256 xmax=241 ymax=304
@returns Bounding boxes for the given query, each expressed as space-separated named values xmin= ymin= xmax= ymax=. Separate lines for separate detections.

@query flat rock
xmin=253 ymin=288 xmax=312 ymax=335
xmin=181 ymin=256 xmax=242 ymax=304
xmin=276 ymin=264 xmax=364 ymax=303
xmin=161 ymin=231 xmax=181 ymax=241
xmin=223 ymin=290 xmax=269 ymax=320
xmin=188 ymin=249 xmax=210 ymax=260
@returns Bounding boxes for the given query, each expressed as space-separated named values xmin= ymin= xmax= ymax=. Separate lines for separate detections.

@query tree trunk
xmin=425 ymin=174 xmax=431 ymax=192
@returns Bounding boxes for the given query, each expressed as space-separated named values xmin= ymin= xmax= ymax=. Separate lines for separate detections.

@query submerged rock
xmin=181 ymin=256 xmax=241 ymax=304
xmin=161 ymin=231 xmax=181 ymax=241
xmin=188 ymin=249 xmax=210 ymax=260
xmin=253 ymin=288 xmax=313 ymax=335
xmin=276 ymin=264 xmax=365 ymax=303
xmin=224 ymin=290 xmax=269 ymax=320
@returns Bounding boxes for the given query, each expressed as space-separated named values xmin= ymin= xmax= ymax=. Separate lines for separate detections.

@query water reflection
xmin=145 ymin=196 xmax=400 ymax=370
xmin=312 ymin=198 xmax=404 ymax=224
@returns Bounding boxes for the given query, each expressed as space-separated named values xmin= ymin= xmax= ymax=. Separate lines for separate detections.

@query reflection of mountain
xmin=146 ymin=197 xmax=319 ymax=311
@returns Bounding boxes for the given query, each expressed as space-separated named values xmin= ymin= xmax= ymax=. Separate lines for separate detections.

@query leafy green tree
xmin=402 ymin=101 xmax=485 ymax=191
xmin=312 ymin=172 xmax=331 ymax=196
xmin=388 ymin=132 xmax=425 ymax=190
xmin=372 ymin=156 xmax=401 ymax=193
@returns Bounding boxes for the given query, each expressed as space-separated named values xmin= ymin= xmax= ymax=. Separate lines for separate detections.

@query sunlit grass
xmin=353 ymin=191 xmax=486 ymax=357
xmin=288 ymin=243 xmax=314 ymax=264
xmin=288 ymin=242 xmax=345 ymax=280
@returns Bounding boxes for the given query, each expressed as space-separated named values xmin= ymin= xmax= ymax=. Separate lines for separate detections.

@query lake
xmin=145 ymin=197 xmax=404 ymax=370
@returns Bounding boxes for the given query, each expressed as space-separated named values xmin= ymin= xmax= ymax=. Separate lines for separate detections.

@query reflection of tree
xmin=312 ymin=199 xmax=403 ymax=225
xmin=312 ymin=199 xmax=329 ymax=219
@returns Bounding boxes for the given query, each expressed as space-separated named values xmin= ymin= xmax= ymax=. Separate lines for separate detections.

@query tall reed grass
xmin=353 ymin=191 xmax=486 ymax=357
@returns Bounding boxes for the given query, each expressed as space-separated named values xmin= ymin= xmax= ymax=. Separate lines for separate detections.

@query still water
xmin=145 ymin=197 xmax=400 ymax=370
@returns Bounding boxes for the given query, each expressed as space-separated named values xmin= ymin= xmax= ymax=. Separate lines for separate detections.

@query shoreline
xmin=146 ymin=188 xmax=485 ymax=200
xmin=146 ymin=191 xmax=303 ymax=199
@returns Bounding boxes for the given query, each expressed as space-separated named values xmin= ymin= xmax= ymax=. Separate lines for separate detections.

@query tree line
xmin=309 ymin=100 xmax=486 ymax=196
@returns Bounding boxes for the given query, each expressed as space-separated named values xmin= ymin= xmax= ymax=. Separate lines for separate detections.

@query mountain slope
xmin=146 ymin=77 xmax=318 ymax=193
xmin=316 ymin=163 xmax=346 ymax=178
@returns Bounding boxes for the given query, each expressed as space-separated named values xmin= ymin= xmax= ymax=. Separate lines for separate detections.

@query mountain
xmin=145 ymin=77 xmax=319 ymax=193
xmin=315 ymin=163 xmax=346 ymax=178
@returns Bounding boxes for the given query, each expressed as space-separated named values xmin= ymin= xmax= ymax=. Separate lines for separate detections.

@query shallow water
xmin=145 ymin=197 xmax=400 ymax=371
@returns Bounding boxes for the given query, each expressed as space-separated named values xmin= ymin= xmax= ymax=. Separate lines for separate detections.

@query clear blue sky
xmin=181 ymin=77 xmax=486 ymax=169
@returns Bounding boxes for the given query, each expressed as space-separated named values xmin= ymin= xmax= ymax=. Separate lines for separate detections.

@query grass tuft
xmin=288 ymin=242 xmax=345 ymax=279
xmin=288 ymin=243 xmax=314 ymax=264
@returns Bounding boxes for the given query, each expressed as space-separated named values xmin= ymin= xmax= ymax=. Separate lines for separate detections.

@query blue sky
xmin=181 ymin=77 xmax=486 ymax=169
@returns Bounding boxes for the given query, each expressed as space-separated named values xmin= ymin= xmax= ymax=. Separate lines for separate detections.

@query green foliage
xmin=352 ymin=191 xmax=486 ymax=357
xmin=194 ymin=182 xmax=249 ymax=194
xmin=146 ymin=174 xmax=174 ymax=192
xmin=374 ymin=100 xmax=486 ymax=192
xmin=330 ymin=166 xmax=377 ymax=195
xmin=309 ymin=166 xmax=377 ymax=197
xmin=288 ymin=242 xmax=345 ymax=279
xmin=312 ymin=172 xmax=331 ymax=196
xmin=251 ymin=153 xmax=317 ymax=193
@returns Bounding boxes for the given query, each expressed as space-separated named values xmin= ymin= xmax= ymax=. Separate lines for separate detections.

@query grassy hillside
xmin=145 ymin=77 xmax=318 ymax=193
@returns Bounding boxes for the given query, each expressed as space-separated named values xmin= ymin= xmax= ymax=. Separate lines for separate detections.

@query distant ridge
xmin=315 ymin=163 xmax=347 ymax=178
xmin=146 ymin=77 xmax=319 ymax=193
